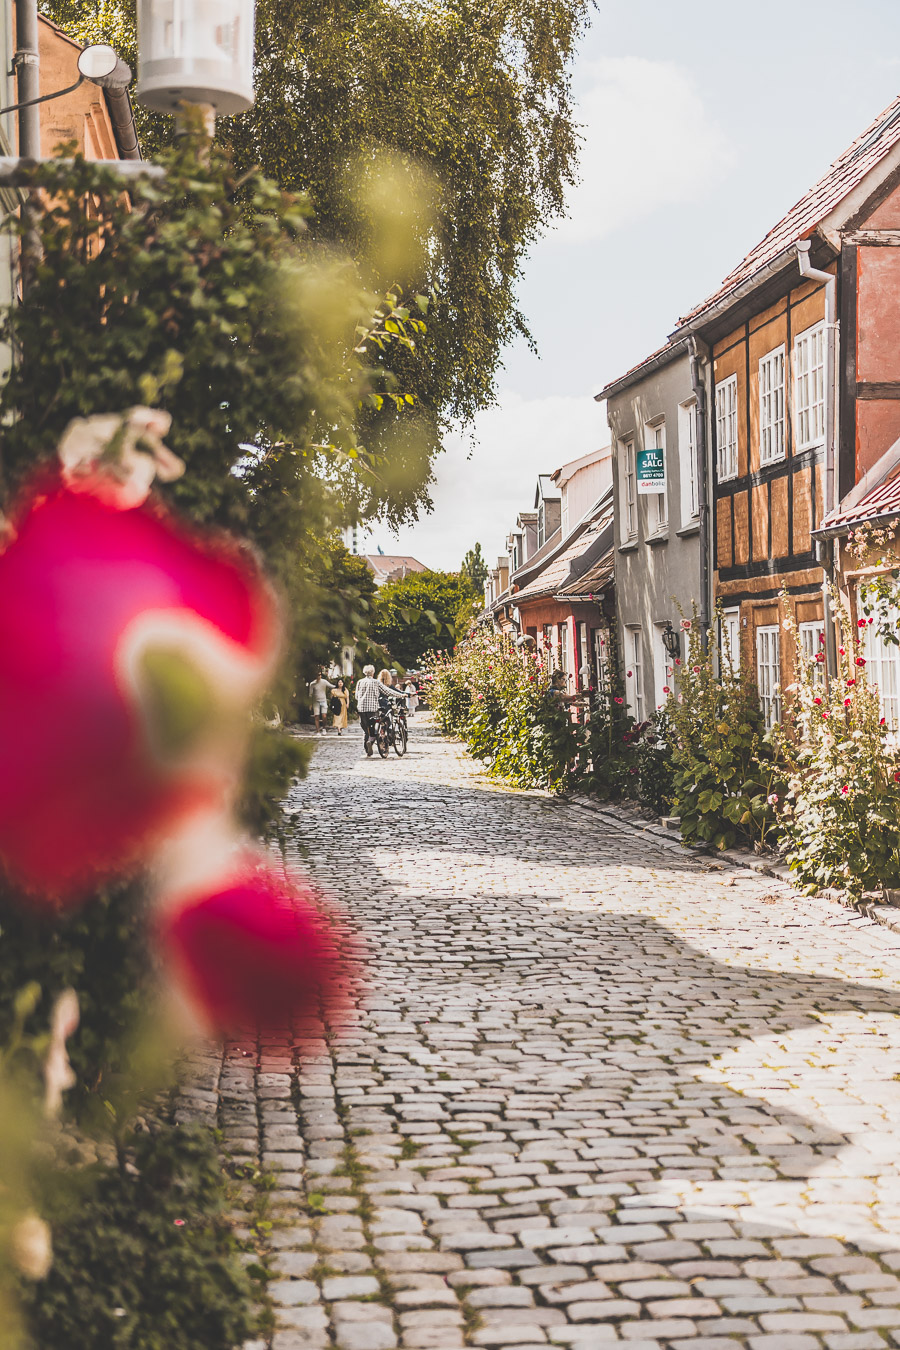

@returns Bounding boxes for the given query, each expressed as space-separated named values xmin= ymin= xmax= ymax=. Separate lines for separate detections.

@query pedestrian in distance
xmin=354 ymin=664 xmax=382 ymax=757
xmin=330 ymin=678 xmax=350 ymax=736
xmin=404 ymin=678 xmax=419 ymax=716
xmin=308 ymin=667 xmax=335 ymax=736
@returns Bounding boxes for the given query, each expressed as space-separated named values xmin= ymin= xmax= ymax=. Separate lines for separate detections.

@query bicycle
xmin=374 ymin=700 xmax=408 ymax=758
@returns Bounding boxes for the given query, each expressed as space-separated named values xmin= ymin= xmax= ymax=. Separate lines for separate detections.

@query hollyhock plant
xmin=0 ymin=410 xmax=280 ymax=900
xmin=157 ymin=846 xmax=355 ymax=1039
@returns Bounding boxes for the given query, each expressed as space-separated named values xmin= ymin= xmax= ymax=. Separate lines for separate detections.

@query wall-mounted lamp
xmin=661 ymin=620 xmax=681 ymax=661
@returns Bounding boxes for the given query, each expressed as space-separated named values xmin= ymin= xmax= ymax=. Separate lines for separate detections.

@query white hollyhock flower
xmin=58 ymin=407 xmax=184 ymax=508
xmin=43 ymin=988 xmax=79 ymax=1118
xmin=12 ymin=1212 xmax=52 ymax=1280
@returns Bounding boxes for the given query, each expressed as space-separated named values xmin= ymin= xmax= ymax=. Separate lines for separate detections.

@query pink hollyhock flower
xmin=158 ymin=852 xmax=354 ymax=1040
xmin=881 ymin=718 xmax=887 ymax=726
xmin=869 ymin=617 xmax=875 ymax=624
xmin=815 ymin=653 xmax=825 ymax=664
xmin=858 ymin=619 xmax=867 ymax=628
xmin=614 ymin=696 xmax=624 ymax=705
xmin=844 ymin=697 xmax=852 ymax=707
xmin=674 ymin=658 xmax=682 ymax=666
xmin=813 ymin=697 xmax=822 ymax=705
xmin=692 ymin=666 xmax=701 ymax=673
xmin=662 ymin=686 xmax=670 ymax=695
xmin=841 ymin=785 xmax=850 ymax=795
xmin=681 ymin=619 xmax=692 ymax=630
xmin=822 ymin=711 xmax=829 ymax=719
xmin=894 ymin=770 xmax=900 ymax=782
xmin=847 ymin=679 xmax=856 ymax=687
xmin=626 ymin=670 xmax=633 ymax=678
xmin=840 ymin=647 xmax=846 ymax=655
xmin=767 ymin=793 xmax=778 ymax=805
xmin=856 ymin=656 xmax=866 ymax=666
xmin=0 ymin=453 xmax=278 ymax=901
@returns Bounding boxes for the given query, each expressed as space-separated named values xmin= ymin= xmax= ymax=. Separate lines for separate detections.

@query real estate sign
xmin=636 ymin=446 xmax=666 ymax=494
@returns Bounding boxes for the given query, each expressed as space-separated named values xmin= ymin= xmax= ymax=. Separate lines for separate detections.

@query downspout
xmin=13 ymin=0 xmax=39 ymax=158
xmin=797 ymin=239 xmax=839 ymax=679
xmin=689 ymin=337 xmax=712 ymax=649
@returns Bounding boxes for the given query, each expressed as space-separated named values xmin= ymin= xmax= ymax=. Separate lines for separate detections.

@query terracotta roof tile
xmin=514 ymin=502 xmax=613 ymax=603
xmin=821 ymin=463 xmax=900 ymax=534
xmin=678 ymin=93 xmax=900 ymax=327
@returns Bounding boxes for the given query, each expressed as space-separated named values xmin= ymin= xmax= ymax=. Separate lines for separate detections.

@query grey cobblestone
xmin=181 ymin=720 xmax=900 ymax=1348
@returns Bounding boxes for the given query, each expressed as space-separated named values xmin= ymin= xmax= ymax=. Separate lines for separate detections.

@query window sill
xmin=618 ymin=540 xmax=639 ymax=553
xmin=676 ymin=521 xmax=700 ymax=538
xmin=646 ymin=530 xmax=669 ymax=546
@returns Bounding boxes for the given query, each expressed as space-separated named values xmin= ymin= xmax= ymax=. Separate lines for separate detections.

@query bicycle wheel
xmin=393 ymin=719 xmax=408 ymax=756
xmin=376 ymin=722 xmax=390 ymax=758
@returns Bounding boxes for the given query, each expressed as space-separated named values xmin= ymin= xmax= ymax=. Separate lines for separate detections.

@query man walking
xmin=308 ymin=668 xmax=335 ymax=736
xmin=354 ymin=664 xmax=382 ymax=757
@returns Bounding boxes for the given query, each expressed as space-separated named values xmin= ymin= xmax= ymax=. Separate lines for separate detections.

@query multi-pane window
xmin=654 ymin=624 xmax=674 ymax=709
xmin=798 ymin=620 xmax=826 ymax=686
xmin=679 ymin=399 xmax=699 ymax=524
xmin=759 ymin=346 xmax=785 ymax=465
xmin=794 ymin=323 xmax=826 ymax=451
xmin=645 ymin=421 xmax=667 ymax=532
xmin=715 ymin=374 xmax=738 ymax=481
xmin=594 ymin=628 xmax=609 ymax=694
xmin=578 ymin=622 xmax=590 ymax=688
xmin=756 ymin=625 xmax=782 ymax=729
xmin=621 ymin=439 xmax=637 ymax=540
xmin=863 ymin=600 xmax=900 ymax=730
xmin=721 ymin=609 xmax=741 ymax=677
xmin=626 ymin=628 xmax=644 ymax=721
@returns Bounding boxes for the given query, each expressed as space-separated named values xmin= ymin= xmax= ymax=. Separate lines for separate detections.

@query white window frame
xmin=653 ymin=623 xmax=674 ymax=709
xmin=620 ymin=438 xmax=637 ymax=541
xmin=644 ymin=419 xmax=667 ymax=533
xmin=862 ymin=596 xmax=900 ymax=730
xmin=678 ymin=398 xmax=700 ymax=525
xmin=716 ymin=373 xmax=738 ymax=482
xmin=626 ymin=627 xmax=644 ymax=722
xmin=759 ymin=345 xmax=786 ymax=466
xmin=798 ymin=620 xmax=826 ymax=686
xmin=594 ymin=628 xmax=609 ymax=694
xmin=794 ymin=322 xmax=826 ymax=452
xmin=721 ymin=608 xmax=740 ymax=678
xmin=756 ymin=625 xmax=782 ymax=729
xmin=578 ymin=621 xmax=590 ymax=688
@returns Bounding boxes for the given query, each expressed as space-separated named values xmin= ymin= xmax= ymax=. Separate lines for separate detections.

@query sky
xmin=364 ymin=0 xmax=900 ymax=572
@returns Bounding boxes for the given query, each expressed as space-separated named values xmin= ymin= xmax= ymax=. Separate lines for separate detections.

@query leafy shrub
xmin=778 ymin=603 xmax=900 ymax=895
xmin=20 ymin=1126 xmax=255 ymax=1350
xmin=668 ymin=616 xmax=782 ymax=850
xmin=633 ymin=711 xmax=676 ymax=815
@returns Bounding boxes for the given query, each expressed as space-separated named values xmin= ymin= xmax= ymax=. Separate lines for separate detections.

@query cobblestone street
xmin=206 ymin=719 xmax=900 ymax=1350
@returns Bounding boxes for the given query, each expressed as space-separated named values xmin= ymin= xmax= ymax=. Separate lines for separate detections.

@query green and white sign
xmin=636 ymin=446 xmax=666 ymax=494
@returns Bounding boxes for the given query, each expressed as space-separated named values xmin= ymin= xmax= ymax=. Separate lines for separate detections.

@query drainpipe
xmin=13 ymin=0 xmax=40 ymax=158
xmin=689 ymin=337 xmax=712 ymax=649
xmin=796 ymin=239 xmax=839 ymax=678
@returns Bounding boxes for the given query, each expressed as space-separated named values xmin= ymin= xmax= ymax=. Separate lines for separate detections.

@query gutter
xmin=669 ymin=241 xmax=804 ymax=343
xmin=689 ymin=337 xmax=712 ymax=644
xmin=104 ymin=85 xmax=141 ymax=160
xmin=797 ymin=238 xmax=840 ymax=680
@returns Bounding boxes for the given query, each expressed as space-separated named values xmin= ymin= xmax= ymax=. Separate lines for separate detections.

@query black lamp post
xmin=661 ymin=620 xmax=681 ymax=661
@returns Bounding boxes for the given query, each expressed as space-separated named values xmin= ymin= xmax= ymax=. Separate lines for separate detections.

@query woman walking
xmin=331 ymin=678 xmax=350 ymax=736
xmin=404 ymin=677 xmax=419 ymax=716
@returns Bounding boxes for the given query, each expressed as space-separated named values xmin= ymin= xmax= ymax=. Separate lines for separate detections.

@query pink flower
xmin=815 ymin=652 xmax=825 ymax=663
xmin=614 ymin=696 xmax=624 ymax=705
xmin=692 ymin=665 xmax=701 ymax=673
xmin=822 ymin=711 xmax=829 ymax=719
xmin=767 ymin=793 xmax=779 ymax=805
xmin=681 ymin=619 xmax=692 ymax=631
xmin=858 ymin=619 xmax=867 ymax=628
xmin=819 ymin=633 xmax=826 ymax=645
xmin=869 ymin=617 xmax=875 ymax=624
xmin=894 ymin=770 xmax=900 ymax=782
xmin=174 ymin=1219 xmax=186 ymax=1228
xmin=840 ymin=646 xmax=846 ymax=655
xmin=813 ymin=697 xmax=822 ymax=705
xmin=157 ymin=852 xmax=354 ymax=1040
xmin=674 ymin=658 xmax=682 ymax=666
xmin=841 ymin=785 xmax=850 ymax=795
xmin=476 ymin=693 xmax=483 ymax=699
xmin=847 ymin=679 xmax=856 ymax=687
xmin=626 ymin=670 xmax=633 ymax=678
xmin=662 ymin=686 xmax=670 ymax=695
xmin=844 ymin=697 xmax=852 ymax=707
xmin=881 ymin=718 xmax=887 ymax=726
xmin=856 ymin=656 xmax=866 ymax=666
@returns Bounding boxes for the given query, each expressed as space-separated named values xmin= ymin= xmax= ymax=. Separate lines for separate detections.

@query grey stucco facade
xmin=602 ymin=342 xmax=706 ymax=721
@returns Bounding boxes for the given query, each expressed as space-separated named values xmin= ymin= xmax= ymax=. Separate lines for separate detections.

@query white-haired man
xmin=354 ymin=664 xmax=382 ymax=757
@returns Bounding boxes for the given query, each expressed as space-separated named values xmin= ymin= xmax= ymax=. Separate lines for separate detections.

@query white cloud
xmin=553 ymin=56 xmax=733 ymax=244
xmin=362 ymin=390 xmax=606 ymax=572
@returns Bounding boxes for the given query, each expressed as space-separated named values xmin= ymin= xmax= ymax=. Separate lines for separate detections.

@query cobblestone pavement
xmin=193 ymin=718 xmax=900 ymax=1350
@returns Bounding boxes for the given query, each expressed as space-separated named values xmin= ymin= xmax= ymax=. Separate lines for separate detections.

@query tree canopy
xmin=41 ymin=0 xmax=592 ymax=514
xmin=372 ymin=569 xmax=475 ymax=670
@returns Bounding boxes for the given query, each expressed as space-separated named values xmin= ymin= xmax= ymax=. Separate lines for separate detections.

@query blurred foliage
xmin=0 ymin=881 xmax=151 ymax=1105
xmin=373 ymin=569 xmax=474 ymax=669
xmin=42 ymin=0 xmax=592 ymax=483
xmin=19 ymin=1126 xmax=256 ymax=1350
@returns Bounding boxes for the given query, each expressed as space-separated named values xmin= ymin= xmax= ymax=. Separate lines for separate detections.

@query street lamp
xmin=661 ymin=620 xmax=681 ymax=661
xmin=136 ymin=0 xmax=256 ymax=117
